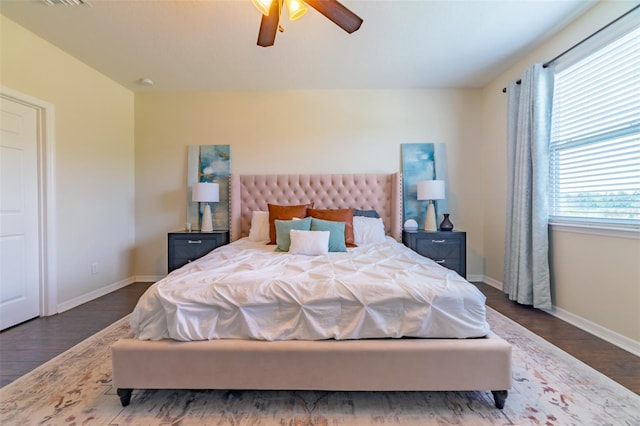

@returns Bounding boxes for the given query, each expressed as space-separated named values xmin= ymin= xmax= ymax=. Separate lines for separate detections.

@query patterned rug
xmin=1 ymin=308 xmax=638 ymax=425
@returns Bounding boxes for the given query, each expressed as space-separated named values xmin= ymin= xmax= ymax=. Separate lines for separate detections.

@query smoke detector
xmin=138 ymin=78 xmax=155 ymax=87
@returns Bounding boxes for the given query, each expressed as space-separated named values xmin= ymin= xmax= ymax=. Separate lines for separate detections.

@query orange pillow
xmin=267 ymin=203 xmax=313 ymax=244
xmin=307 ymin=208 xmax=356 ymax=247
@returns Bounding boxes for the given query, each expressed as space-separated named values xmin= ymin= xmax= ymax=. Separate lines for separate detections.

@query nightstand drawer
xmin=430 ymin=257 xmax=461 ymax=274
xmin=168 ymin=231 xmax=229 ymax=273
xmin=414 ymin=238 xmax=460 ymax=259
xmin=172 ymin=237 xmax=221 ymax=259
xmin=402 ymin=230 xmax=466 ymax=278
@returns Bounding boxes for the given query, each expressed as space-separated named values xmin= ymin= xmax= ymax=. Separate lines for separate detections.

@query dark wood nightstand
xmin=402 ymin=230 xmax=467 ymax=278
xmin=168 ymin=230 xmax=229 ymax=273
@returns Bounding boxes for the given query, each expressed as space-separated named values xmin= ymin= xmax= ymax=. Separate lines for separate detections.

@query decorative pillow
xmin=353 ymin=216 xmax=386 ymax=245
xmin=289 ymin=230 xmax=330 ymax=255
xmin=275 ymin=217 xmax=312 ymax=252
xmin=307 ymin=208 xmax=356 ymax=247
xmin=354 ymin=209 xmax=381 ymax=218
xmin=310 ymin=218 xmax=347 ymax=252
xmin=268 ymin=203 xmax=313 ymax=245
xmin=248 ymin=211 xmax=270 ymax=242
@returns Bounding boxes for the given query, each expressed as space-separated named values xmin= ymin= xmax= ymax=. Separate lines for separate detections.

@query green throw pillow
xmin=310 ymin=218 xmax=347 ymax=252
xmin=275 ymin=217 xmax=312 ymax=252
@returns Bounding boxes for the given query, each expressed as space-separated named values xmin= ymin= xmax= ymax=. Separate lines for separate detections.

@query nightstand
xmin=402 ymin=230 xmax=467 ymax=278
xmin=168 ymin=230 xmax=229 ymax=273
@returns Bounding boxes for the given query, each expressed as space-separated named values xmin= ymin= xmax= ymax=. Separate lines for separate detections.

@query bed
xmin=112 ymin=173 xmax=511 ymax=408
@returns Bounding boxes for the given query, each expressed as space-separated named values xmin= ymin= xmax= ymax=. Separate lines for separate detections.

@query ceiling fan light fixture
xmin=255 ymin=0 xmax=362 ymax=47
xmin=285 ymin=0 xmax=307 ymax=21
xmin=251 ymin=0 xmax=273 ymax=16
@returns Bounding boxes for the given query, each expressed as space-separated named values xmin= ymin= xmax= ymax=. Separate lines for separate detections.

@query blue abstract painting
xmin=401 ymin=143 xmax=448 ymax=229
xmin=186 ymin=145 xmax=231 ymax=231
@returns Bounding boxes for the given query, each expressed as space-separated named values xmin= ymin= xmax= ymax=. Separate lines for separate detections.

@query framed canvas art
xmin=186 ymin=145 xmax=230 ymax=231
xmin=401 ymin=143 xmax=449 ymax=229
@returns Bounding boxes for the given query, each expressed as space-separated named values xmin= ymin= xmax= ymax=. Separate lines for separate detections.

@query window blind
xmin=549 ymin=25 xmax=640 ymax=226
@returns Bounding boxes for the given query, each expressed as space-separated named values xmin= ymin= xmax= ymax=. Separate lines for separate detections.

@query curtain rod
xmin=501 ymin=4 xmax=639 ymax=93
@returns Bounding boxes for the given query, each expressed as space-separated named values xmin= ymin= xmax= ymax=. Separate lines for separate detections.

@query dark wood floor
xmin=0 ymin=282 xmax=153 ymax=388
xmin=1 ymin=281 xmax=638 ymax=394
xmin=476 ymin=282 xmax=640 ymax=395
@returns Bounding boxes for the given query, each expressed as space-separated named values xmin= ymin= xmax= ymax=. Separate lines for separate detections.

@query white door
xmin=0 ymin=97 xmax=40 ymax=330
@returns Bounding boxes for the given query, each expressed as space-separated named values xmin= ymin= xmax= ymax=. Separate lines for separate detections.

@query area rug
xmin=1 ymin=308 xmax=638 ymax=426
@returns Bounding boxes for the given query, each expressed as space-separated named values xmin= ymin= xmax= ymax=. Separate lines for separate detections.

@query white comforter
xmin=131 ymin=237 xmax=490 ymax=341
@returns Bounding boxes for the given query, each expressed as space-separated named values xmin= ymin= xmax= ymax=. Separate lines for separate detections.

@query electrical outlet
xmin=91 ymin=262 xmax=98 ymax=275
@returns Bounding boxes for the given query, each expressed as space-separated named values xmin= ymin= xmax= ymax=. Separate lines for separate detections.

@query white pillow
xmin=353 ymin=216 xmax=386 ymax=245
xmin=248 ymin=211 xmax=270 ymax=242
xmin=288 ymin=230 xmax=330 ymax=255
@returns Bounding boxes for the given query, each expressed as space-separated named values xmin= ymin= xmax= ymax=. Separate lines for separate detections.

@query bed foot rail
xmin=117 ymin=388 xmax=133 ymax=407
xmin=491 ymin=390 xmax=508 ymax=409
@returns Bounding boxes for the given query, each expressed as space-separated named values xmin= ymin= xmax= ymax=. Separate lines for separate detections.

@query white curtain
xmin=503 ymin=64 xmax=553 ymax=310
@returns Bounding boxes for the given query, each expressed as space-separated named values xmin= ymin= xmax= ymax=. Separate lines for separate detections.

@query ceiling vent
xmin=42 ymin=0 xmax=88 ymax=6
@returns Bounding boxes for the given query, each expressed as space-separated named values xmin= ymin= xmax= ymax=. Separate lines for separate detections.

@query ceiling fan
xmin=251 ymin=0 xmax=363 ymax=47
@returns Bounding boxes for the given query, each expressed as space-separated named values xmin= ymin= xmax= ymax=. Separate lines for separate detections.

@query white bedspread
xmin=131 ymin=237 xmax=490 ymax=341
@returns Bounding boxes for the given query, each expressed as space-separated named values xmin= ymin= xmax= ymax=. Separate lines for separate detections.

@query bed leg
xmin=117 ymin=388 xmax=133 ymax=407
xmin=491 ymin=390 xmax=508 ymax=409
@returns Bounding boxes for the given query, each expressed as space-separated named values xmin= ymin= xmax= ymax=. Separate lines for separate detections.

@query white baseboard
xmin=55 ymin=276 xmax=163 ymax=314
xmin=545 ymin=305 xmax=640 ymax=357
xmin=481 ymin=275 xmax=503 ymax=290
xmin=466 ymin=274 xmax=484 ymax=283
xmin=482 ymin=275 xmax=640 ymax=357
xmin=134 ymin=275 xmax=164 ymax=283
xmin=57 ymin=277 xmax=135 ymax=313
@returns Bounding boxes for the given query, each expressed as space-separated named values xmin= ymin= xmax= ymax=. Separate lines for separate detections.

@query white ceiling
xmin=0 ymin=0 xmax=597 ymax=92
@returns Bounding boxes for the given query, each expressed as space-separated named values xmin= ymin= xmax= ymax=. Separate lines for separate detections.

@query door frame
xmin=1 ymin=86 xmax=57 ymax=316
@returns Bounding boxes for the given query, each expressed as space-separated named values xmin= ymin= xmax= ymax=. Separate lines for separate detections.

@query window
xmin=549 ymin=24 xmax=639 ymax=229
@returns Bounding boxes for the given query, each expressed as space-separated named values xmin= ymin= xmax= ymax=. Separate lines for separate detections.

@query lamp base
xmin=201 ymin=203 xmax=213 ymax=232
xmin=424 ymin=201 xmax=437 ymax=231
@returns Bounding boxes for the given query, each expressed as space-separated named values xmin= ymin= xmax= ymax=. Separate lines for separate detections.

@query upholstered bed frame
xmin=112 ymin=173 xmax=511 ymax=408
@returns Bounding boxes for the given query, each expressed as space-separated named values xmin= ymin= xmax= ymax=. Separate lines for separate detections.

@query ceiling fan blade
xmin=304 ymin=0 xmax=363 ymax=34
xmin=257 ymin=0 xmax=280 ymax=47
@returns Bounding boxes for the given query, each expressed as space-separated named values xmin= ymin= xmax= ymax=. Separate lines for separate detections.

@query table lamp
xmin=192 ymin=182 xmax=219 ymax=232
xmin=417 ymin=180 xmax=445 ymax=231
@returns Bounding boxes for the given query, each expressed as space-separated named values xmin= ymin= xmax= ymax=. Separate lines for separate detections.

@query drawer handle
xmin=187 ymin=240 xmax=202 ymax=244
xmin=431 ymin=239 xmax=446 ymax=243
xmin=435 ymin=259 xmax=446 ymax=264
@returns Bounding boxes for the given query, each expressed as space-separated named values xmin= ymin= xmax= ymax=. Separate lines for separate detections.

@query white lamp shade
xmin=417 ymin=180 xmax=445 ymax=201
xmin=192 ymin=182 xmax=219 ymax=203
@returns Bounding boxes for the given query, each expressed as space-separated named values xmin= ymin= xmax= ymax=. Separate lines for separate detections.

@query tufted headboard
xmin=229 ymin=173 xmax=402 ymax=242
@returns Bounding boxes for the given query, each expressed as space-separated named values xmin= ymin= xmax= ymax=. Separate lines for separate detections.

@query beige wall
xmin=549 ymin=230 xmax=640 ymax=341
xmin=2 ymin=2 xmax=637 ymax=348
xmin=1 ymin=16 xmax=135 ymax=306
xmin=480 ymin=1 xmax=640 ymax=343
xmin=134 ymin=90 xmax=485 ymax=276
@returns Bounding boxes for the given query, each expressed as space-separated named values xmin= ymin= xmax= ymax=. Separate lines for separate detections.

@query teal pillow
xmin=310 ymin=218 xmax=347 ymax=252
xmin=275 ymin=217 xmax=312 ymax=252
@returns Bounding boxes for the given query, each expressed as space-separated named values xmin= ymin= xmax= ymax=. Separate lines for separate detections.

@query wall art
xmin=401 ymin=143 xmax=449 ymax=229
xmin=186 ymin=145 xmax=230 ymax=231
